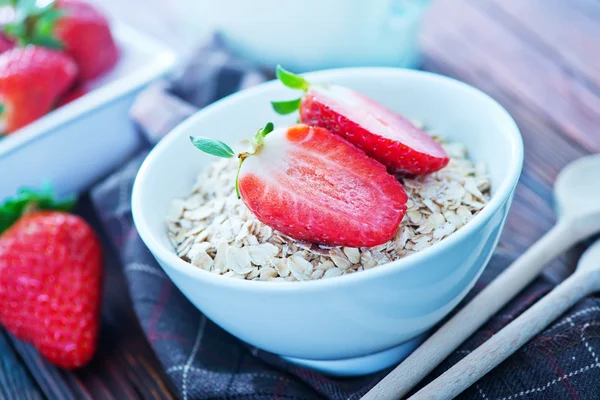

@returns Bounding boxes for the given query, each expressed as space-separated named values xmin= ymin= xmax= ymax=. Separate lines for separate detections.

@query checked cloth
xmin=91 ymin=35 xmax=600 ymax=400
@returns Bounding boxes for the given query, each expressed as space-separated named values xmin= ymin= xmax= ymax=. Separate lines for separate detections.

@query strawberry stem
xmin=190 ymin=122 xmax=275 ymax=200
xmin=253 ymin=121 xmax=273 ymax=141
xmin=0 ymin=184 xmax=75 ymax=235
xmin=248 ymin=122 xmax=274 ymax=153
xmin=235 ymin=155 xmax=245 ymax=199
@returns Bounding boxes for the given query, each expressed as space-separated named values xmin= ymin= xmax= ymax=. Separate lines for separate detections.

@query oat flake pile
xmin=166 ymin=138 xmax=491 ymax=282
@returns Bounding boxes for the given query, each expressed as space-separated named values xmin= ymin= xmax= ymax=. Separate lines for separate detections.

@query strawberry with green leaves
xmin=191 ymin=123 xmax=408 ymax=248
xmin=0 ymin=45 xmax=77 ymax=134
xmin=0 ymin=188 xmax=102 ymax=369
xmin=272 ymin=66 xmax=450 ymax=175
xmin=5 ymin=0 xmax=119 ymax=81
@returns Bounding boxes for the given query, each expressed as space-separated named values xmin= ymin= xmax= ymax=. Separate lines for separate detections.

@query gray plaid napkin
xmin=91 ymin=35 xmax=600 ymax=400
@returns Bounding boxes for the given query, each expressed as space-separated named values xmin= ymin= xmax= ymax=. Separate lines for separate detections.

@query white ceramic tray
xmin=0 ymin=22 xmax=176 ymax=201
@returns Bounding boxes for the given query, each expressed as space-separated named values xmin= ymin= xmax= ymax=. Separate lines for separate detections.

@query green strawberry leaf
xmin=190 ymin=136 xmax=235 ymax=158
xmin=251 ymin=122 xmax=275 ymax=149
xmin=258 ymin=122 xmax=274 ymax=137
xmin=0 ymin=184 xmax=75 ymax=235
xmin=29 ymin=34 xmax=63 ymax=49
xmin=4 ymin=0 xmax=63 ymax=48
xmin=34 ymin=7 xmax=64 ymax=35
xmin=4 ymin=22 xmax=25 ymax=39
xmin=276 ymin=65 xmax=310 ymax=91
xmin=271 ymin=98 xmax=301 ymax=115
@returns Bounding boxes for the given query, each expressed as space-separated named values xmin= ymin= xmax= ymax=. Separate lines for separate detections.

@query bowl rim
xmin=132 ymin=67 xmax=524 ymax=293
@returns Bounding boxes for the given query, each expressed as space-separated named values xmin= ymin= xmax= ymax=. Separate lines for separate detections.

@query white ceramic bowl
xmin=132 ymin=68 xmax=523 ymax=376
xmin=0 ymin=23 xmax=176 ymax=201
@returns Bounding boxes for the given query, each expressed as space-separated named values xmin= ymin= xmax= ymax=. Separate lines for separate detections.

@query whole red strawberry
xmin=53 ymin=0 xmax=119 ymax=81
xmin=0 ymin=190 xmax=102 ymax=369
xmin=0 ymin=46 xmax=77 ymax=133
xmin=4 ymin=0 xmax=119 ymax=82
xmin=191 ymin=123 xmax=408 ymax=247
xmin=272 ymin=66 xmax=450 ymax=175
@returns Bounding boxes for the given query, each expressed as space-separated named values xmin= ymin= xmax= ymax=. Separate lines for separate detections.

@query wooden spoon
xmin=363 ymin=154 xmax=600 ymax=400
xmin=411 ymin=238 xmax=600 ymax=399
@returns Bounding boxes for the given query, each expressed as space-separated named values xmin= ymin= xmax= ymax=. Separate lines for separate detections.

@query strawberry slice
xmin=191 ymin=123 xmax=407 ymax=248
xmin=272 ymin=66 xmax=450 ymax=175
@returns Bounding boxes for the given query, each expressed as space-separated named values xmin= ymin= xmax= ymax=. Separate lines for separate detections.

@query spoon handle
xmin=410 ymin=270 xmax=600 ymax=400
xmin=362 ymin=221 xmax=577 ymax=400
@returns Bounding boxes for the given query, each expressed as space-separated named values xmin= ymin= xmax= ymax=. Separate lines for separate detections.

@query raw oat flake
xmin=166 ymin=137 xmax=491 ymax=282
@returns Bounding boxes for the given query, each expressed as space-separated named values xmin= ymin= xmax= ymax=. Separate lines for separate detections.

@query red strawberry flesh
xmin=300 ymin=85 xmax=450 ymax=175
xmin=238 ymin=124 xmax=408 ymax=247
xmin=0 ymin=211 xmax=102 ymax=369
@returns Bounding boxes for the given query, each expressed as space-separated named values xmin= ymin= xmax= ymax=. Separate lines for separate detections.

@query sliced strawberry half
xmin=190 ymin=123 xmax=407 ymax=248
xmin=272 ymin=66 xmax=450 ymax=175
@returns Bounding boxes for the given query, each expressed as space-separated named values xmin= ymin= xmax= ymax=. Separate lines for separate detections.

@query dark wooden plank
xmin=72 ymin=196 xmax=176 ymax=400
xmin=0 ymin=330 xmax=43 ymax=400
xmin=574 ymin=0 xmax=600 ymax=20
xmin=7 ymin=337 xmax=87 ymax=400
xmin=422 ymin=0 xmax=596 ymax=243
xmin=482 ymin=0 xmax=600 ymax=85
xmin=423 ymin=0 xmax=600 ymax=153
xmin=420 ymin=54 xmax=583 ymax=242
xmin=421 ymin=0 xmax=600 ymax=284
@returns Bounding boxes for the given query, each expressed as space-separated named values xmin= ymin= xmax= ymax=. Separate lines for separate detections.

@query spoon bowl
xmin=556 ymin=154 xmax=600 ymax=219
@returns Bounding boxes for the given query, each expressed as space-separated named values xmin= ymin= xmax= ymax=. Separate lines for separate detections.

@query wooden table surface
xmin=2 ymin=0 xmax=599 ymax=399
